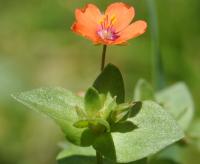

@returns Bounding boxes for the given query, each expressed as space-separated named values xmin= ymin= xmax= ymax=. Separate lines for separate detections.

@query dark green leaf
xmin=88 ymin=118 xmax=110 ymax=133
xmin=95 ymin=118 xmax=110 ymax=132
xmin=58 ymin=156 xmax=147 ymax=164
xmin=129 ymin=101 xmax=142 ymax=118
xmin=149 ymin=159 xmax=180 ymax=164
xmin=93 ymin=63 xmax=125 ymax=103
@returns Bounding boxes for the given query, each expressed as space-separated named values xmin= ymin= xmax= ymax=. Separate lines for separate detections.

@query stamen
xmin=97 ymin=15 xmax=119 ymax=41
xmin=110 ymin=15 xmax=116 ymax=24
xmin=98 ymin=19 xmax=103 ymax=25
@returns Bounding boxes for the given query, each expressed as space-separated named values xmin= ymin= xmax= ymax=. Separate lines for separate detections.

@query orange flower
xmin=71 ymin=2 xmax=147 ymax=45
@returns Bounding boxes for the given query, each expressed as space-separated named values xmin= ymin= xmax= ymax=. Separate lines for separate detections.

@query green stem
xmin=146 ymin=0 xmax=165 ymax=91
xmin=96 ymin=150 xmax=103 ymax=164
xmin=101 ymin=45 xmax=107 ymax=72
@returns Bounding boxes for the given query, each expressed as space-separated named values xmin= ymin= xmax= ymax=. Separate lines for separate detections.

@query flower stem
xmin=101 ymin=45 xmax=107 ymax=72
xmin=96 ymin=150 xmax=103 ymax=164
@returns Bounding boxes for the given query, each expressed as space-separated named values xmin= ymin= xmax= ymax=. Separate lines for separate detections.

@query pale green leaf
xmin=85 ymin=87 xmax=101 ymax=115
xmin=73 ymin=120 xmax=89 ymax=128
xmin=150 ymin=138 xmax=200 ymax=164
xmin=156 ymin=82 xmax=194 ymax=130
xmin=56 ymin=142 xmax=95 ymax=160
xmin=134 ymin=79 xmax=155 ymax=101
xmin=100 ymin=93 xmax=117 ymax=120
xmin=93 ymin=101 xmax=184 ymax=163
xmin=12 ymin=87 xmax=96 ymax=146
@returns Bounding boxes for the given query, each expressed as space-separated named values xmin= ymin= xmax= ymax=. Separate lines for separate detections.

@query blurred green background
xmin=0 ymin=0 xmax=199 ymax=163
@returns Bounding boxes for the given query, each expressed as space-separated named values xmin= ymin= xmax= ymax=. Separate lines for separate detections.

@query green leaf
xmin=111 ymin=108 xmax=129 ymax=123
xmin=74 ymin=118 xmax=110 ymax=132
xmin=88 ymin=118 xmax=110 ymax=133
xmin=12 ymin=87 xmax=83 ymax=121
xmin=111 ymin=102 xmax=136 ymax=123
xmin=85 ymin=87 xmax=102 ymax=115
xmin=149 ymin=120 xmax=200 ymax=164
xmin=149 ymin=159 xmax=180 ymax=164
xmin=95 ymin=118 xmax=110 ymax=132
xmin=73 ymin=120 xmax=89 ymax=128
xmin=57 ymin=119 xmax=97 ymax=146
xmin=93 ymin=63 xmax=125 ymax=103
xmin=93 ymin=101 xmax=184 ymax=163
xmin=58 ymin=157 xmax=147 ymax=164
xmin=150 ymin=137 xmax=200 ymax=164
xmin=57 ymin=142 xmax=147 ymax=164
xmin=134 ymin=79 xmax=155 ymax=101
xmin=75 ymin=107 xmax=87 ymax=119
xmin=111 ymin=102 xmax=140 ymax=125
xmin=100 ymin=93 xmax=117 ymax=120
xmin=56 ymin=142 xmax=95 ymax=160
xmin=12 ymin=87 xmax=96 ymax=146
xmin=58 ymin=156 xmax=95 ymax=164
xmin=156 ymin=82 xmax=194 ymax=130
xmin=129 ymin=101 xmax=142 ymax=118
xmin=149 ymin=144 xmax=183 ymax=164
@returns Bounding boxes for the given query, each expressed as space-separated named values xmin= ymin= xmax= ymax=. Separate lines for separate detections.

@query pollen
xmin=110 ymin=15 xmax=116 ymax=24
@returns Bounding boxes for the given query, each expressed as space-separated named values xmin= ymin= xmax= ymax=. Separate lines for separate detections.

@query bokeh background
xmin=0 ymin=0 xmax=200 ymax=164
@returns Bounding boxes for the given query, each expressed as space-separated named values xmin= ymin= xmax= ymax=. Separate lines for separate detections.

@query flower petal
xmin=82 ymin=4 xmax=102 ymax=23
xmin=75 ymin=8 xmax=96 ymax=29
xmin=72 ymin=4 xmax=102 ymax=43
xmin=71 ymin=22 xmax=99 ymax=43
xmin=105 ymin=2 xmax=135 ymax=32
xmin=113 ymin=20 xmax=147 ymax=45
xmin=76 ymin=4 xmax=102 ymax=24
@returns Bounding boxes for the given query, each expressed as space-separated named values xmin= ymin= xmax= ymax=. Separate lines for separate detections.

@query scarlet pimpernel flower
xmin=71 ymin=2 xmax=147 ymax=45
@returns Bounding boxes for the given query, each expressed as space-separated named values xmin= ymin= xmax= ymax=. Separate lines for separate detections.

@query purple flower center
xmin=97 ymin=15 xmax=119 ymax=41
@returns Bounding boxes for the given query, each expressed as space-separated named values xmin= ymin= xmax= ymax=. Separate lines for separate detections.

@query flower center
xmin=97 ymin=15 xmax=119 ymax=41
